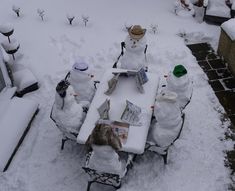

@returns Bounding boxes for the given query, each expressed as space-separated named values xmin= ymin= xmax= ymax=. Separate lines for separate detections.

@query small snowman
xmin=67 ymin=61 xmax=95 ymax=106
xmin=119 ymin=25 xmax=148 ymax=71
xmin=149 ymin=91 xmax=183 ymax=148
xmin=166 ymin=65 xmax=193 ymax=110
xmin=174 ymin=0 xmax=195 ymax=17
xmin=52 ymin=80 xmax=85 ymax=134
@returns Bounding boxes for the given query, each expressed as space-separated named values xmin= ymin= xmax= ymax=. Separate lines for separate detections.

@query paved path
xmin=187 ymin=43 xmax=235 ymax=189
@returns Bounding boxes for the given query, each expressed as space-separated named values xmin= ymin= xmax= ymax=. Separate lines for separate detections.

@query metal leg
xmin=162 ymin=152 xmax=168 ymax=165
xmin=61 ymin=138 xmax=68 ymax=150
xmin=86 ymin=181 xmax=93 ymax=191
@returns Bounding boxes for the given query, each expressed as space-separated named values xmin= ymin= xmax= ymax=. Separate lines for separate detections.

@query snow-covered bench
xmin=204 ymin=0 xmax=235 ymax=24
xmin=0 ymin=49 xmax=39 ymax=172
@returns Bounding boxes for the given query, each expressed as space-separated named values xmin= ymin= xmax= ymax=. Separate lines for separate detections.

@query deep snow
xmin=0 ymin=0 xmax=234 ymax=191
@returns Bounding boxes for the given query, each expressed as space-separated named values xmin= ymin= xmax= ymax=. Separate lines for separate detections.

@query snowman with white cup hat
xmin=66 ymin=61 xmax=96 ymax=107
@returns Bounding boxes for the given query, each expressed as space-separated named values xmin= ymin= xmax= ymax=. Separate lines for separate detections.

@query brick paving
xmin=187 ymin=43 xmax=235 ymax=190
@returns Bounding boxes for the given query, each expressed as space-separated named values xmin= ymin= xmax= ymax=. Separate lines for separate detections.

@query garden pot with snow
xmin=1 ymin=39 xmax=20 ymax=60
xmin=0 ymin=24 xmax=14 ymax=43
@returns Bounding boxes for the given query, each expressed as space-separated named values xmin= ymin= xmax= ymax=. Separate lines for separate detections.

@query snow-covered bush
xmin=12 ymin=5 xmax=20 ymax=17
xmin=82 ymin=15 xmax=89 ymax=27
xmin=67 ymin=14 xmax=75 ymax=25
xmin=37 ymin=9 xmax=45 ymax=21
xmin=177 ymin=29 xmax=188 ymax=42
xmin=123 ymin=23 xmax=132 ymax=32
xmin=150 ymin=24 xmax=158 ymax=34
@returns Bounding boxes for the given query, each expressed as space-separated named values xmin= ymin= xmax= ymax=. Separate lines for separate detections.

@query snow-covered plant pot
xmin=67 ymin=14 xmax=75 ymax=25
xmin=0 ymin=24 xmax=14 ymax=43
xmin=12 ymin=5 xmax=20 ymax=17
xmin=37 ymin=9 xmax=45 ymax=21
xmin=82 ymin=15 xmax=89 ymax=27
xmin=1 ymin=39 xmax=20 ymax=60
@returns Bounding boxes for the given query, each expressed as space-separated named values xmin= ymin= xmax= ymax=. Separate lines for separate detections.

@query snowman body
xmin=52 ymin=86 xmax=85 ymax=134
xmin=69 ymin=70 xmax=95 ymax=104
xmin=174 ymin=0 xmax=195 ymax=17
xmin=152 ymin=94 xmax=183 ymax=147
xmin=119 ymin=35 xmax=147 ymax=70
xmin=166 ymin=72 xmax=192 ymax=109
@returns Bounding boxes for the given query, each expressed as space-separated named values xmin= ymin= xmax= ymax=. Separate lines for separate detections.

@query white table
xmin=77 ymin=68 xmax=159 ymax=154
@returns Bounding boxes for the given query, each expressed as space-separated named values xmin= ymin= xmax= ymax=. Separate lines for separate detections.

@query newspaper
xmin=121 ymin=100 xmax=142 ymax=126
xmin=136 ymin=67 xmax=148 ymax=85
xmin=97 ymin=119 xmax=129 ymax=144
xmin=111 ymin=121 xmax=129 ymax=144
xmin=135 ymin=74 xmax=144 ymax=93
xmin=104 ymin=73 xmax=120 ymax=95
xmin=97 ymin=99 xmax=110 ymax=120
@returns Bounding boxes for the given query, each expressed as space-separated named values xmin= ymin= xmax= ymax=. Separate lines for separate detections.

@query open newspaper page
xmin=111 ymin=121 xmax=129 ymax=144
xmin=121 ymin=100 xmax=142 ymax=126
xmin=97 ymin=99 xmax=110 ymax=120
xmin=104 ymin=73 xmax=120 ymax=95
xmin=97 ymin=119 xmax=129 ymax=144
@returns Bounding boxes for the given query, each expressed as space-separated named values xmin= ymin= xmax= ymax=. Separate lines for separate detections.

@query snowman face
xmin=124 ymin=35 xmax=147 ymax=53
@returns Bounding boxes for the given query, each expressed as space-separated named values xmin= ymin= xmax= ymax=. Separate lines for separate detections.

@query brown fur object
xmin=86 ymin=123 xmax=122 ymax=151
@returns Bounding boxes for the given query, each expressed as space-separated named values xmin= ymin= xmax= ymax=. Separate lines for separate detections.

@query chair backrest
xmin=50 ymin=104 xmax=78 ymax=141
xmin=83 ymin=151 xmax=121 ymax=187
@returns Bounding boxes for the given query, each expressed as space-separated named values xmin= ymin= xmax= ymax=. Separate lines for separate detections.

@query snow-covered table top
xmin=221 ymin=18 xmax=235 ymax=41
xmin=77 ymin=68 xmax=159 ymax=154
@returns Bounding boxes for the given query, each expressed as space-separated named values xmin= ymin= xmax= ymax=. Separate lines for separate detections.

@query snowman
xmin=67 ymin=61 xmax=95 ymax=106
xmin=166 ymin=65 xmax=193 ymax=110
xmin=148 ymin=91 xmax=183 ymax=148
xmin=51 ymin=80 xmax=85 ymax=134
xmin=174 ymin=0 xmax=195 ymax=17
xmin=119 ymin=25 xmax=148 ymax=71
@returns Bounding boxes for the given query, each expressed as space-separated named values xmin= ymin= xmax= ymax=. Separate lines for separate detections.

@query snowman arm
xmin=144 ymin=44 xmax=148 ymax=54
xmin=94 ymin=80 xmax=100 ymax=89
xmin=121 ymin=41 xmax=125 ymax=56
xmin=64 ymin=71 xmax=71 ymax=81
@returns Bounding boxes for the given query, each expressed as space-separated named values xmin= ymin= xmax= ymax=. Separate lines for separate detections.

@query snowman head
xmin=125 ymin=25 xmax=147 ymax=53
xmin=71 ymin=61 xmax=94 ymax=82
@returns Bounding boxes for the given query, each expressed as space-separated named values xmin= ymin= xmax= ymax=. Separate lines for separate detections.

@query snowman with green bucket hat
xmin=166 ymin=65 xmax=193 ymax=110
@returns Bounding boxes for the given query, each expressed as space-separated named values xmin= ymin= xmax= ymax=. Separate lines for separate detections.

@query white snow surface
xmin=0 ymin=0 xmax=233 ymax=191
xmin=221 ymin=18 xmax=235 ymax=40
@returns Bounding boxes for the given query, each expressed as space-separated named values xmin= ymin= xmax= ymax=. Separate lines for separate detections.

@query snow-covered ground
xmin=0 ymin=0 xmax=234 ymax=190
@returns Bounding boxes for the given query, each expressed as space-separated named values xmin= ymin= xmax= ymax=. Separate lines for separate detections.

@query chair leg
xmin=162 ymin=152 xmax=168 ymax=165
xmin=61 ymin=138 xmax=68 ymax=150
xmin=86 ymin=181 xmax=93 ymax=191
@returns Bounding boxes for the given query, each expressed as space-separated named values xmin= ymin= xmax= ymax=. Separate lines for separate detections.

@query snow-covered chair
xmin=204 ymin=0 xmax=235 ymax=24
xmin=145 ymin=91 xmax=185 ymax=164
xmin=83 ymin=123 xmax=132 ymax=191
xmin=82 ymin=149 xmax=131 ymax=191
xmin=50 ymin=80 xmax=86 ymax=150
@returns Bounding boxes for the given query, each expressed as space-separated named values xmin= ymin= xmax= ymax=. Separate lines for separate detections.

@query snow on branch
xmin=12 ymin=5 xmax=20 ymax=17
xmin=67 ymin=14 xmax=75 ymax=25
xmin=37 ymin=9 xmax=45 ymax=21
